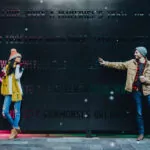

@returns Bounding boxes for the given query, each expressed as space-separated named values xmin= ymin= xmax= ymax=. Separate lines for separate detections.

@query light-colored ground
xmin=0 ymin=136 xmax=150 ymax=150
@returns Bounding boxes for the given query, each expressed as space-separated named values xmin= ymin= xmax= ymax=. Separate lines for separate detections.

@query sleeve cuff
xmin=16 ymin=64 xmax=20 ymax=68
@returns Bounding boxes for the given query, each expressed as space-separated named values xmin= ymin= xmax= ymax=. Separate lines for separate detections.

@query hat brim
xmin=9 ymin=53 xmax=22 ymax=60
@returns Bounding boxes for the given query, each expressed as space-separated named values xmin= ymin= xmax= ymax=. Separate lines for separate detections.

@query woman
xmin=1 ymin=48 xmax=24 ymax=139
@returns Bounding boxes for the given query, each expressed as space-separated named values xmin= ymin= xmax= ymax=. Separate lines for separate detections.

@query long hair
xmin=6 ymin=59 xmax=16 ymax=75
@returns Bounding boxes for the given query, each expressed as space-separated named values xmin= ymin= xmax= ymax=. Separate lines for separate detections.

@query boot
xmin=9 ymin=128 xmax=18 ymax=139
xmin=16 ymin=127 xmax=21 ymax=134
xmin=136 ymin=134 xmax=144 ymax=141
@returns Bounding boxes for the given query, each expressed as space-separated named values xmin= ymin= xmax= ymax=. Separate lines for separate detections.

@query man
xmin=98 ymin=46 xmax=150 ymax=141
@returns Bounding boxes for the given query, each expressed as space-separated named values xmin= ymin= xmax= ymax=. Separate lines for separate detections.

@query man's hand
xmin=98 ymin=57 xmax=105 ymax=65
xmin=139 ymin=76 xmax=146 ymax=83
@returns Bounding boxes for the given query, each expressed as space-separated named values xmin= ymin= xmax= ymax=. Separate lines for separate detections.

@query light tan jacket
xmin=104 ymin=59 xmax=150 ymax=95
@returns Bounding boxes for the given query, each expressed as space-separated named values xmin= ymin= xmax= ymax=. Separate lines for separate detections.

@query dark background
xmin=0 ymin=0 xmax=150 ymax=134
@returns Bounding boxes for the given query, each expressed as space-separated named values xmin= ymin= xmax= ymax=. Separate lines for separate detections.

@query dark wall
xmin=0 ymin=0 xmax=150 ymax=133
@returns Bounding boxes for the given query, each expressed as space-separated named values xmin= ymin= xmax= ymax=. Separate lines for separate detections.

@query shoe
xmin=16 ymin=127 xmax=21 ymax=134
xmin=9 ymin=128 xmax=18 ymax=139
xmin=136 ymin=134 xmax=144 ymax=141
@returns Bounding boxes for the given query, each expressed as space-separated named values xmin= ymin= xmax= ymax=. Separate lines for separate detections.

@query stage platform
xmin=0 ymin=133 xmax=150 ymax=150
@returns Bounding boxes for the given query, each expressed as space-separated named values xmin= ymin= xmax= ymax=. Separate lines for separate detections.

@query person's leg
xmin=9 ymin=101 xmax=21 ymax=139
xmin=147 ymin=95 xmax=150 ymax=108
xmin=2 ymin=95 xmax=18 ymax=139
xmin=2 ymin=95 xmax=14 ymax=127
xmin=132 ymin=91 xmax=144 ymax=140
xmin=13 ymin=101 xmax=21 ymax=130
xmin=146 ymin=95 xmax=150 ymax=133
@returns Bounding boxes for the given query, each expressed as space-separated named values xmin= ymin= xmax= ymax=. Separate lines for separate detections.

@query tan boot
xmin=9 ymin=128 xmax=18 ymax=139
xmin=136 ymin=134 xmax=144 ymax=141
xmin=16 ymin=127 xmax=21 ymax=134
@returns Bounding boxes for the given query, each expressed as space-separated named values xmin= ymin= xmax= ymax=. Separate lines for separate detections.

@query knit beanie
xmin=136 ymin=46 xmax=147 ymax=57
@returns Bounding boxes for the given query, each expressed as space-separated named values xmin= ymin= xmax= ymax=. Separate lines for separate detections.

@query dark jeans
xmin=132 ymin=91 xmax=150 ymax=135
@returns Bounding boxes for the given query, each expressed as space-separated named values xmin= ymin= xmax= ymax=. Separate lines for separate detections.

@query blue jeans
xmin=2 ymin=95 xmax=21 ymax=129
xmin=132 ymin=91 xmax=150 ymax=135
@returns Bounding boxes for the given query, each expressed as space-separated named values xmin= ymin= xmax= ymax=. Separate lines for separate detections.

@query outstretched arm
xmin=98 ymin=57 xmax=129 ymax=70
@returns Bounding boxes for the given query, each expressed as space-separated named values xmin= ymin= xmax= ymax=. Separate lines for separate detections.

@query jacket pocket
xmin=127 ymin=67 xmax=136 ymax=75
xmin=144 ymin=70 xmax=150 ymax=77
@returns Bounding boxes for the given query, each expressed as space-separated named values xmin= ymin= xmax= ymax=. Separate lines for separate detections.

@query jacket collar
xmin=133 ymin=58 xmax=150 ymax=67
